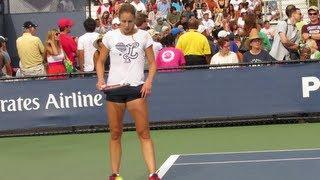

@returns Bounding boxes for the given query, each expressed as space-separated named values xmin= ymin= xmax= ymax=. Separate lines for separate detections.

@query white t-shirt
xmin=210 ymin=52 xmax=238 ymax=68
xmin=103 ymin=29 xmax=153 ymax=86
xmin=130 ymin=1 xmax=146 ymax=13
xmin=77 ymin=32 xmax=100 ymax=72
xmin=202 ymin=19 xmax=215 ymax=30
xmin=230 ymin=0 xmax=241 ymax=11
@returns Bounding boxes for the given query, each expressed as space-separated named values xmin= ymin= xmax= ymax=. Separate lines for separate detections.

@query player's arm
xmin=96 ymin=44 xmax=109 ymax=90
xmin=141 ymin=45 xmax=157 ymax=97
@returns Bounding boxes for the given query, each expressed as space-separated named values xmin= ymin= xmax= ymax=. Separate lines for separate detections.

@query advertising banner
xmin=1 ymin=63 xmax=320 ymax=132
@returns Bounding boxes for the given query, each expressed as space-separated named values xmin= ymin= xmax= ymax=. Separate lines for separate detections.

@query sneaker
xmin=149 ymin=173 xmax=160 ymax=180
xmin=109 ymin=173 xmax=123 ymax=180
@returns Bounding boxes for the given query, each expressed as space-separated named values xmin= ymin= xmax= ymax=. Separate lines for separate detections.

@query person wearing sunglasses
xmin=302 ymin=6 xmax=320 ymax=50
xmin=45 ymin=29 xmax=66 ymax=79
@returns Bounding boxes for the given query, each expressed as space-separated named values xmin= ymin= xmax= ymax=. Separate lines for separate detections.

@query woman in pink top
xmin=156 ymin=34 xmax=185 ymax=72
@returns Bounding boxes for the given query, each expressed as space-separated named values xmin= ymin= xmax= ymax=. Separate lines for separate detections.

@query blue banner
xmin=1 ymin=63 xmax=320 ymax=131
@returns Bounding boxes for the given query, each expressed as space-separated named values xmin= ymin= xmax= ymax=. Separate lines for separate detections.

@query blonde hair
xmin=45 ymin=29 xmax=60 ymax=46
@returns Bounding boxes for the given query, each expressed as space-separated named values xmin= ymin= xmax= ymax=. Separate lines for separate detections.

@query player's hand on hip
xmin=141 ymin=80 xmax=152 ymax=98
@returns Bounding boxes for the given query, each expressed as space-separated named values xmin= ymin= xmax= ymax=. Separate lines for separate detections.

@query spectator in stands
xmin=201 ymin=12 xmax=215 ymax=34
xmin=77 ymin=18 xmax=99 ymax=72
xmin=302 ymin=6 xmax=320 ymax=50
xmin=45 ymin=29 xmax=66 ymax=79
xmin=148 ymin=4 xmax=160 ymax=28
xmin=181 ymin=3 xmax=195 ymax=21
xmin=226 ymin=3 xmax=237 ymax=21
xmin=58 ymin=18 xmax=78 ymax=67
xmin=0 ymin=36 xmax=12 ymax=77
xmin=210 ymin=37 xmax=239 ymax=67
xmin=96 ymin=11 xmax=112 ymax=34
xmin=96 ymin=0 xmax=111 ymax=19
xmin=261 ymin=20 xmax=275 ymax=45
xmin=237 ymin=8 xmax=247 ymax=29
xmin=153 ymin=17 xmax=170 ymax=32
xmin=130 ymin=0 xmax=146 ymax=13
xmin=16 ymin=21 xmax=46 ymax=76
xmin=305 ymin=39 xmax=320 ymax=60
xmin=230 ymin=0 xmax=241 ymax=11
xmin=176 ymin=18 xmax=211 ymax=65
xmin=171 ymin=0 xmax=183 ymax=13
xmin=175 ymin=14 xmax=188 ymax=30
xmin=0 ymin=37 xmax=12 ymax=77
xmin=295 ymin=8 xmax=305 ymax=32
xmin=57 ymin=0 xmax=75 ymax=12
xmin=299 ymin=45 xmax=311 ymax=61
xmin=161 ymin=26 xmax=171 ymax=37
xmin=197 ymin=2 xmax=212 ymax=20
xmin=270 ymin=5 xmax=301 ymax=60
xmin=136 ymin=12 xmax=149 ymax=30
xmin=167 ymin=6 xmax=181 ymax=27
xmin=157 ymin=0 xmax=170 ymax=19
xmin=214 ymin=30 xmax=239 ymax=54
xmin=0 ymin=53 xmax=4 ymax=77
xmin=242 ymin=13 xmax=271 ymax=52
xmin=157 ymin=33 xmax=186 ymax=72
xmin=243 ymin=28 xmax=275 ymax=63
xmin=95 ymin=18 xmax=101 ymax=30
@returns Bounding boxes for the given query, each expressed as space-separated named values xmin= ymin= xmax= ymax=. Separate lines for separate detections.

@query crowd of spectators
xmin=1 ymin=0 xmax=320 ymax=79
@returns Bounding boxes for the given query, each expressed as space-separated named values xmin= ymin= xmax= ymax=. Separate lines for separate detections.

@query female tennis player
xmin=95 ymin=3 xmax=159 ymax=180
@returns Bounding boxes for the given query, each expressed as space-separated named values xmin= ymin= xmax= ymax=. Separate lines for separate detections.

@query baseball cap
xmin=58 ymin=18 xmax=74 ymax=28
xmin=23 ymin=21 xmax=38 ymax=29
xmin=308 ymin=6 xmax=319 ymax=12
xmin=217 ymin=30 xmax=230 ymax=38
xmin=171 ymin=27 xmax=182 ymax=36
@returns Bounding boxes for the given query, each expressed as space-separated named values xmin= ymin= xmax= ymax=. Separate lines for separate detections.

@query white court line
xmin=174 ymin=157 xmax=320 ymax=166
xmin=157 ymin=155 xmax=180 ymax=179
xmin=179 ymin=147 xmax=320 ymax=156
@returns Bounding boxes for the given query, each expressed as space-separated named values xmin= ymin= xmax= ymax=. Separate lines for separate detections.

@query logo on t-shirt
xmin=161 ymin=50 xmax=175 ymax=62
xmin=115 ymin=42 xmax=140 ymax=63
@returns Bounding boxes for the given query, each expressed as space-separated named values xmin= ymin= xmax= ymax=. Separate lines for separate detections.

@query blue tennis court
xmin=158 ymin=149 xmax=320 ymax=180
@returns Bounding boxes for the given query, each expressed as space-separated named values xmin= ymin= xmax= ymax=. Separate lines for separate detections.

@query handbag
xmin=64 ymin=56 xmax=74 ymax=73
xmin=62 ymin=50 xmax=74 ymax=73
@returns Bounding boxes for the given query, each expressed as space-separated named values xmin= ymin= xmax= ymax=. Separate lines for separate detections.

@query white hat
xmin=197 ymin=25 xmax=207 ymax=33
xmin=112 ymin=17 xmax=120 ymax=25
xmin=217 ymin=30 xmax=230 ymax=38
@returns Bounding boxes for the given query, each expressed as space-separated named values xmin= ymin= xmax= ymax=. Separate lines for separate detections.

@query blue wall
xmin=1 ymin=63 xmax=320 ymax=132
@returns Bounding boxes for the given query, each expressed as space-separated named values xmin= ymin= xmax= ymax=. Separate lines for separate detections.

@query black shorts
xmin=104 ymin=84 xmax=143 ymax=103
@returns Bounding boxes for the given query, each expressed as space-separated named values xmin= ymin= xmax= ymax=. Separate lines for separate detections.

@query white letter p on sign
xmin=302 ymin=77 xmax=320 ymax=98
